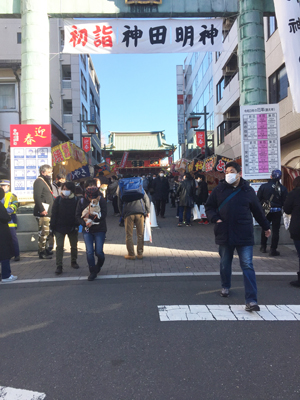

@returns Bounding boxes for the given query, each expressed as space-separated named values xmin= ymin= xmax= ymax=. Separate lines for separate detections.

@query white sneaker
xmin=2 ymin=275 xmax=18 ymax=283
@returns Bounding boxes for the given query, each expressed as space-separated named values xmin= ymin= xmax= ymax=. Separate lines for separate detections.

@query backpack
xmin=119 ymin=177 xmax=145 ymax=202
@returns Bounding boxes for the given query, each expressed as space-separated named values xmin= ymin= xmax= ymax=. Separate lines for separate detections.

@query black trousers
xmin=261 ymin=211 xmax=282 ymax=250
xmin=112 ymin=196 xmax=119 ymax=214
xmin=155 ymin=199 xmax=166 ymax=217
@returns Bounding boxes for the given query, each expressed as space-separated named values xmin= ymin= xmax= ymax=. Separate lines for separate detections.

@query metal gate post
xmin=238 ymin=0 xmax=267 ymax=106
xmin=21 ymin=0 xmax=50 ymax=124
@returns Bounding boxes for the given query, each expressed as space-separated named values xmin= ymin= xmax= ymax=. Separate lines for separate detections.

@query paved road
xmin=1 ymin=276 xmax=300 ymax=399
xmin=8 ymin=202 xmax=300 ymax=281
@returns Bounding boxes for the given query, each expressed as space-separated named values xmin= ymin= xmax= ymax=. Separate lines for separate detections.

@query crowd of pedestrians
xmin=1 ymin=162 xmax=300 ymax=312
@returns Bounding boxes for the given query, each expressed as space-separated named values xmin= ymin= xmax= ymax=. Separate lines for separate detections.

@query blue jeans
xmin=83 ymin=231 xmax=105 ymax=268
xmin=178 ymin=206 xmax=192 ymax=224
xmin=1 ymin=259 xmax=11 ymax=279
xmin=219 ymin=245 xmax=257 ymax=304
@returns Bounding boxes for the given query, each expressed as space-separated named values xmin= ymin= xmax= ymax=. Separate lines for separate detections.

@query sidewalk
xmin=8 ymin=202 xmax=299 ymax=281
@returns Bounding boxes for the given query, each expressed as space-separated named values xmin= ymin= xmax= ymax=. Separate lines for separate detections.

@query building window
xmin=82 ymin=104 xmax=88 ymax=121
xmin=0 ymin=83 xmax=16 ymax=109
xmin=80 ymin=54 xmax=86 ymax=69
xmin=17 ymin=32 xmax=21 ymax=44
xmin=90 ymin=90 xmax=94 ymax=105
xmin=63 ymin=99 xmax=72 ymax=114
xmin=68 ymin=134 xmax=73 ymax=140
xmin=217 ymin=122 xmax=226 ymax=146
xmin=62 ymin=65 xmax=71 ymax=80
xmin=216 ymin=78 xmax=224 ymax=104
xmin=267 ymin=16 xmax=277 ymax=39
xmin=269 ymin=64 xmax=289 ymax=104
xmin=81 ymin=72 xmax=87 ymax=100
xmin=215 ymin=51 xmax=221 ymax=62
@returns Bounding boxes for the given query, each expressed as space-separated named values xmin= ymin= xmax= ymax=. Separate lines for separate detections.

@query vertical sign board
xmin=241 ymin=104 xmax=281 ymax=180
xmin=10 ymin=125 xmax=52 ymax=202
xmin=82 ymin=137 xmax=91 ymax=152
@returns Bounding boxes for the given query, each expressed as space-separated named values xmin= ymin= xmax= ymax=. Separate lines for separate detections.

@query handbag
xmin=283 ymin=212 xmax=291 ymax=230
xmin=144 ymin=216 xmax=152 ymax=243
xmin=193 ymin=204 xmax=200 ymax=220
xmin=261 ymin=182 xmax=280 ymax=216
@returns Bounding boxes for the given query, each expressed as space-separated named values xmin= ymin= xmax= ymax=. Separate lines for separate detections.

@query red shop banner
xmin=82 ymin=137 xmax=91 ymax=153
xmin=196 ymin=131 xmax=205 ymax=148
xmin=10 ymin=124 xmax=52 ymax=147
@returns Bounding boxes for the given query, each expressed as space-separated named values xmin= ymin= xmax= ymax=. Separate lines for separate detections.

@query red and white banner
xmin=168 ymin=156 xmax=173 ymax=165
xmin=63 ymin=18 xmax=223 ymax=55
xmin=10 ymin=124 xmax=52 ymax=202
xmin=120 ymin=151 xmax=129 ymax=168
xmin=196 ymin=131 xmax=205 ymax=148
xmin=82 ymin=137 xmax=91 ymax=152
xmin=274 ymin=0 xmax=300 ymax=113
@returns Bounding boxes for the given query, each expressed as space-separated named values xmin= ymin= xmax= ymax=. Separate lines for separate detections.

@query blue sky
xmin=91 ymin=53 xmax=187 ymax=160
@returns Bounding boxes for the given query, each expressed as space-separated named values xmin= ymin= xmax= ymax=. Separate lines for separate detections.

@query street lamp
xmin=188 ymin=106 xmax=208 ymax=158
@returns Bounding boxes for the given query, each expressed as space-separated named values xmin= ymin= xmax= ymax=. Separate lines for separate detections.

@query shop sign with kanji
xmin=10 ymin=125 xmax=51 ymax=148
xmin=196 ymin=131 xmax=205 ymax=148
xmin=215 ymin=155 xmax=232 ymax=173
xmin=63 ymin=18 xmax=223 ymax=55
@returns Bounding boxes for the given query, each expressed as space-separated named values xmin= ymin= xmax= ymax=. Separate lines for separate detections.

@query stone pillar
xmin=21 ymin=0 xmax=50 ymax=124
xmin=238 ymin=0 xmax=267 ymax=105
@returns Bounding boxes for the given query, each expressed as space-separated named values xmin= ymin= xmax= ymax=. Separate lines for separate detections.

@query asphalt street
xmin=1 ymin=276 xmax=300 ymax=400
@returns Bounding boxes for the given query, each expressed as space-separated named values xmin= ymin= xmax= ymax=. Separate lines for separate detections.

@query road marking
xmin=0 ymin=386 xmax=46 ymax=399
xmin=158 ymin=305 xmax=300 ymax=321
xmin=0 ymin=271 xmax=297 ymax=285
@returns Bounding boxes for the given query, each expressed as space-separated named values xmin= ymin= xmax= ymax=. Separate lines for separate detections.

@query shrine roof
xmin=105 ymin=131 xmax=174 ymax=151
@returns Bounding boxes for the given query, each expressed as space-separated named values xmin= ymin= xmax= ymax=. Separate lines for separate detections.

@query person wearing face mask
xmin=205 ymin=161 xmax=271 ymax=312
xmin=76 ymin=180 xmax=107 ymax=281
xmin=50 ymin=182 xmax=80 ymax=275
xmin=52 ymin=173 xmax=66 ymax=199
xmin=195 ymin=174 xmax=209 ymax=224
xmin=33 ymin=164 xmax=54 ymax=259
xmin=152 ymin=170 xmax=169 ymax=218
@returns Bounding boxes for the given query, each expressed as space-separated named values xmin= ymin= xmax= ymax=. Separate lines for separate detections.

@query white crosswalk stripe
xmin=0 ymin=386 xmax=46 ymax=399
xmin=158 ymin=305 xmax=300 ymax=321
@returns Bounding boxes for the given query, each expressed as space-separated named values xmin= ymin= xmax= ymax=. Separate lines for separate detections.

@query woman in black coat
xmin=0 ymin=187 xmax=17 ymax=282
xmin=176 ymin=173 xmax=196 ymax=226
xmin=283 ymin=176 xmax=300 ymax=287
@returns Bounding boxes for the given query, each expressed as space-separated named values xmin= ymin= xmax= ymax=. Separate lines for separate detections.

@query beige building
xmin=0 ymin=18 xmax=102 ymax=173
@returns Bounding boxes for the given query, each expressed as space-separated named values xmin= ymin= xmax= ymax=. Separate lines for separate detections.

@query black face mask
xmin=43 ymin=175 xmax=51 ymax=183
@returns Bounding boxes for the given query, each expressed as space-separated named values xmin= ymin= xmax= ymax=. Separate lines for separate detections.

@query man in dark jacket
xmin=205 ymin=161 xmax=271 ymax=312
xmin=177 ymin=173 xmax=196 ymax=226
xmin=76 ymin=180 xmax=107 ymax=281
xmin=33 ymin=164 xmax=54 ymax=259
xmin=257 ymin=169 xmax=288 ymax=256
xmin=50 ymin=181 xmax=80 ymax=275
xmin=118 ymin=186 xmax=150 ymax=260
xmin=152 ymin=170 xmax=169 ymax=218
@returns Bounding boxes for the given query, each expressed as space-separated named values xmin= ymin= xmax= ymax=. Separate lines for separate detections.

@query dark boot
xmin=269 ymin=249 xmax=280 ymax=256
xmin=55 ymin=265 xmax=63 ymax=275
xmin=96 ymin=258 xmax=105 ymax=274
xmin=45 ymin=248 xmax=53 ymax=256
xmin=71 ymin=261 xmax=80 ymax=269
xmin=88 ymin=266 xmax=97 ymax=281
xmin=39 ymin=251 xmax=52 ymax=259
xmin=290 ymin=272 xmax=300 ymax=288
xmin=260 ymin=246 xmax=267 ymax=253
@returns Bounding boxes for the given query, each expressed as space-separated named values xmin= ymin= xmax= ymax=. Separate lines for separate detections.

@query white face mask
xmin=159 ymin=173 xmax=164 ymax=177
xmin=62 ymin=190 xmax=71 ymax=197
xmin=225 ymin=173 xmax=238 ymax=185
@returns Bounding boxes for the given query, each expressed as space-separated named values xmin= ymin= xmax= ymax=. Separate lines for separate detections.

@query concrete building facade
xmin=177 ymin=16 xmax=300 ymax=169
xmin=0 ymin=18 xmax=102 ymax=170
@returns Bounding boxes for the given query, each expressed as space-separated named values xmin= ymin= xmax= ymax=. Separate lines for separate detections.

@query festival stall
xmin=51 ymin=141 xmax=88 ymax=179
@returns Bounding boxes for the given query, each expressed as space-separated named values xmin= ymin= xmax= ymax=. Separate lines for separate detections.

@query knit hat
xmin=0 ymin=179 xmax=10 ymax=186
xmin=85 ymin=186 xmax=100 ymax=200
xmin=271 ymin=169 xmax=282 ymax=180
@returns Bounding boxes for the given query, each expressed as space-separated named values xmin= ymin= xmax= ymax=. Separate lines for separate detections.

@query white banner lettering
xmin=63 ymin=18 xmax=223 ymax=54
xmin=274 ymin=0 xmax=300 ymax=113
